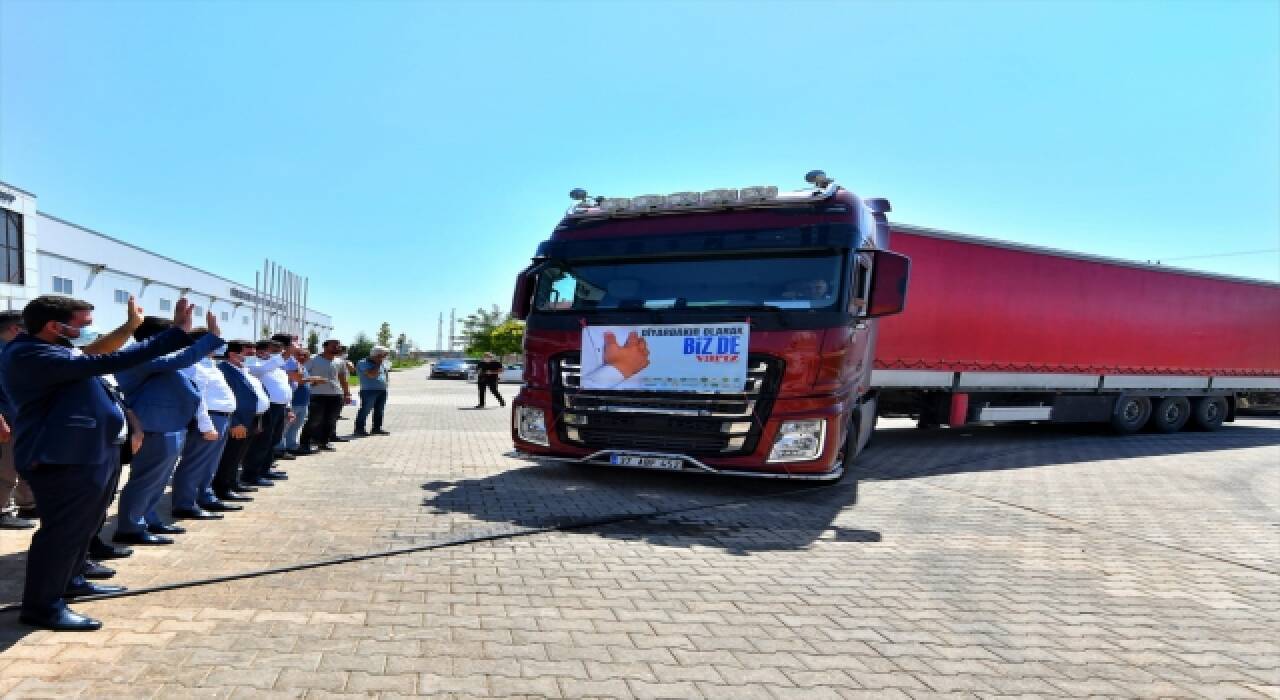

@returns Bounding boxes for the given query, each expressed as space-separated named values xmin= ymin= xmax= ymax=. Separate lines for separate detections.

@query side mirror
xmin=511 ymin=266 xmax=537 ymax=320
xmin=864 ymin=250 xmax=910 ymax=318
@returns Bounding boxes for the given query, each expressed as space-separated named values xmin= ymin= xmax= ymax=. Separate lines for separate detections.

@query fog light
xmin=767 ymin=419 xmax=825 ymax=462
xmin=516 ymin=406 xmax=549 ymax=446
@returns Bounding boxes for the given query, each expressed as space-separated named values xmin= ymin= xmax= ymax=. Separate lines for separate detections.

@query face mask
xmin=56 ymin=323 xmax=99 ymax=347
xmin=70 ymin=328 xmax=101 ymax=347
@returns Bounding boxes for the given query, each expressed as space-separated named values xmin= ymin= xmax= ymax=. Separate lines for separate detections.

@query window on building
xmin=221 ymin=311 xmax=229 ymax=321
xmin=52 ymin=276 xmax=74 ymax=295
xmin=2 ymin=210 xmax=24 ymax=285
xmin=193 ymin=305 xmax=203 ymax=316
xmin=242 ymin=316 xmax=250 ymax=325
xmin=159 ymin=298 xmax=171 ymax=311
xmin=114 ymin=289 xmax=130 ymax=304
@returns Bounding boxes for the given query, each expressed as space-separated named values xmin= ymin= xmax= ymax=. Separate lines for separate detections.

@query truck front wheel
xmin=1151 ymin=396 xmax=1191 ymax=433
xmin=1190 ymin=396 xmax=1227 ymax=431
xmin=1110 ymin=396 xmax=1151 ymax=434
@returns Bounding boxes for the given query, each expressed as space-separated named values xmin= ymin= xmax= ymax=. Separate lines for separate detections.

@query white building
xmin=0 ymin=181 xmax=332 ymax=340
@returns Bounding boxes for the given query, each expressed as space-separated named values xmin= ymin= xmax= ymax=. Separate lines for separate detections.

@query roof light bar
xmin=565 ymin=170 xmax=838 ymax=219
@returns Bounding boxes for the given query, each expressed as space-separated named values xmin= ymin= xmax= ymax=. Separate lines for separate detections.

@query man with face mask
xmin=0 ymin=295 xmax=202 ymax=631
xmin=211 ymin=341 xmax=268 ymax=500
xmin=112 ymin=313 xmax=225 ymax=546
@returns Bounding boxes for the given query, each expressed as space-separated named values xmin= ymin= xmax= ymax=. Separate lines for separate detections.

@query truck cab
xmin=509 ymin=172 xmax=909 ymax=479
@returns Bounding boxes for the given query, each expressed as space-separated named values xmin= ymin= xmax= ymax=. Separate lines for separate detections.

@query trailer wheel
xmin=1110 ymin=396 xmax=1151 ymax=434
xmin=1151 ymin=396 xmax=1191 ymax=433
xmin=1191 ymin=396 xmax=1227 ymax=431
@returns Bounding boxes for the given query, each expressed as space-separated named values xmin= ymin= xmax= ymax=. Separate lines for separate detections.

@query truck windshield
xmin=533 ymin=254 xmax=844 ymax=312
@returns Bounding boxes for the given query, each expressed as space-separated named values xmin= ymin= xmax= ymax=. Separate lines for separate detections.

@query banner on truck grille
xmin=579 ymin=323 xmax=750 ymax=392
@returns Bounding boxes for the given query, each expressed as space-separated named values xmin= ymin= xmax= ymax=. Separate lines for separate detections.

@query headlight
xmin=516 ymin=406 xmax=549 ymax=447
xmin=767 ymin=419 xmax=826 ymax=462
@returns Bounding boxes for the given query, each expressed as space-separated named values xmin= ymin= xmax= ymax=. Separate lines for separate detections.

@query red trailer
xmin=873 ymin=224 xmax=1280 ymax=432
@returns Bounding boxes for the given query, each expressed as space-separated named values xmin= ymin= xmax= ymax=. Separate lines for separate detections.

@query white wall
xmin=36 ymin=213 xmax=332 ymax=340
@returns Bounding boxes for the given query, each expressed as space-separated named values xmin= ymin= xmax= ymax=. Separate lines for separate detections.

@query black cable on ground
xmin=0 ymin=481 xmax=840 ymax=614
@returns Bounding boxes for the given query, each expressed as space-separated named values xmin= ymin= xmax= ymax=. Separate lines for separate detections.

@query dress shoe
xmin=250 ymin=478 xmax=275 ymax=487
xmin=17 ymin=506 xmax=39 ymax=520
xmin=291 ymin=448 xmax=316 ymax=456
xmin=275 ymin=451 xmax=297 ymax=461
xmin=372 ymin=429 xmax=391 ymax=436
xmin=82 ymin=560 xmax=116 ymax=580
xmin=64 ymin=581 xmax=127 ymax=598
xmin=0 ymin=512 xmax=37 ymax=529
xmin=147 ymin=523 xmax=187 ymax=535
xmin=264 ymin=471 xmax=288 ymax=480
xmin=353 ymin=428 xmax=370 ymax=437
xmin=113 ymin=531 xmax=174 ymax=546
xmin=317 ymin=444 xmax=336 ymax=452
xmin=231 ymin=482 xmax=259 ymax=493
xmin=20 ymin=606 xmax=102 ymax=631
xmin=172 ymin=507 xmax=224 ymax=521
xmin=330 ymin=436 xmax=350 ymax=443
xmin=199 ymin=500 xmax=244 ymax=512
xmin=216 ymin=492 xmax=254 ymax=503
xmin=89 ymin=538 xmax=133 ymax=560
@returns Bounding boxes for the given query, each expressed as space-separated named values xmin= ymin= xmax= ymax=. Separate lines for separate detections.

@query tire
xmin=836 ymin=409 xmax=861 ymax=482
xmin=1190 ymin=396 xmax=1228 ymax=431
xmin=1151 ymin=396 xmax=1191 ymax=433
xmin=1110 ymin=395 xmax=1152 ymax=434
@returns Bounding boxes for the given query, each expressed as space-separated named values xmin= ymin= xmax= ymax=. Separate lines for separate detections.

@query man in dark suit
xmin=0 ymin=295 xmax=199 ymax=631
xmin=112 ymin=315 xmax=224 ymax=545
xmin=211 ymin=341 xmax=265 ymax=502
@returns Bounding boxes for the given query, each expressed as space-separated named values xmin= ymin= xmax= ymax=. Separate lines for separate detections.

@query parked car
xmin=467 ymin=364 xmax=524 ymax=384
xmin=430 ymin=359 xmax=476 ymax=379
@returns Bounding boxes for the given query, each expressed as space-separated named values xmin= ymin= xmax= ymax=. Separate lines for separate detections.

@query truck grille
xmin=551 ymin=353 xmax=781 ymax=456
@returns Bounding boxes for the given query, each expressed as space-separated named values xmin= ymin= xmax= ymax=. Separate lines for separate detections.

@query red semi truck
xmin=509 ymin=172 xmax=1280 ymax=479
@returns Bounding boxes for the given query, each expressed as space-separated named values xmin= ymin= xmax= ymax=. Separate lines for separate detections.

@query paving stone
xmin=0 ymin=376 xmax=1274 ymax=699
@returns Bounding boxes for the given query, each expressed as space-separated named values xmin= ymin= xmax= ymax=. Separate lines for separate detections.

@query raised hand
xmin=126 ymin=295 xmax=145 ymax=330
xmin=602 ymin=330 xmax=650 ymax=379
xmin=206 ymin=310 xmax=220 ymax=338
xmin=173 ymin=298 xmax=194 ymax=332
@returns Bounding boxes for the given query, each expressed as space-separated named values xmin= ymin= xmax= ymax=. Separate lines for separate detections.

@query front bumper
xmin=512 ymin=388 xmax=848 ymax=480
xmin=514 ymin=449 xmax=844 ymax=480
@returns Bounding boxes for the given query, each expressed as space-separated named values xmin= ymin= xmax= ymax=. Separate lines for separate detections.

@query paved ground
xmin=0 ymin=366 xmax=1277 ymax=699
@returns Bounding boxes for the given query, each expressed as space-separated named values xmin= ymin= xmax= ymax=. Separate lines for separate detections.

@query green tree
xmin=376 ymin=321 xmax=392 ymax=348
xmin=347 ymin=332 xmax=374 ymax=364
xmin=306 ymin=330 xmax=320 ymax=354
xmin=462 ymin=307 xmax=523 ymax=358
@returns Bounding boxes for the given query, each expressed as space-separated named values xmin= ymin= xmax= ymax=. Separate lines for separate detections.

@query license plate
xmin=609 ymin=454 xmax=684 ymax=470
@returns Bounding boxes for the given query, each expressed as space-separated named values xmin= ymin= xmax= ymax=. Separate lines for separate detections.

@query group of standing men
xmin=0 ymin=294 xmax=392 ymax=631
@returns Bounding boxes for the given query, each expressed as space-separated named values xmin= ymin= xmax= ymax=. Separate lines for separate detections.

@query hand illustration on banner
xmin=602 ymin=331 xmax=650 ymax=378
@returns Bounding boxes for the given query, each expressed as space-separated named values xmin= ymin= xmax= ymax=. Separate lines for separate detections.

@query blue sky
xmin=2 ymin=0 xmax=1277 ymax=345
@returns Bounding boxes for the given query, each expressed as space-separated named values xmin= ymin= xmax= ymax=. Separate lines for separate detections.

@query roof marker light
xmin=629 ymin=195 xmax=665 ymax=211
xmin=739 ymin=185 xmax=779 ymax=201
xmin=665 ymin=192 xmax=701 ymax=207
xmin=701 ymin=189 xmax=739 ymax=205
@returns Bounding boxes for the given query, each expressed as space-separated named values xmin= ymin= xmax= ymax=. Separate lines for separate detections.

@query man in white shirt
xmin=212 ymin=342 xmax=268 ymax=499
xmin=243 ymin=340 xmax=293 ymax=486
xmin=171 ymin=335 xmax=239 ymax=520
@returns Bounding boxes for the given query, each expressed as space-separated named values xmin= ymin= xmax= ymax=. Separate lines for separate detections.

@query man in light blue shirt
xmin=354 ymin=346 xmax=390 ymax=436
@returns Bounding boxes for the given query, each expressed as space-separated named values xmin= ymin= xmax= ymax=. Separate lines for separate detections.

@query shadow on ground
xmin=422 ymin=422 xmax=1279 ymax=554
